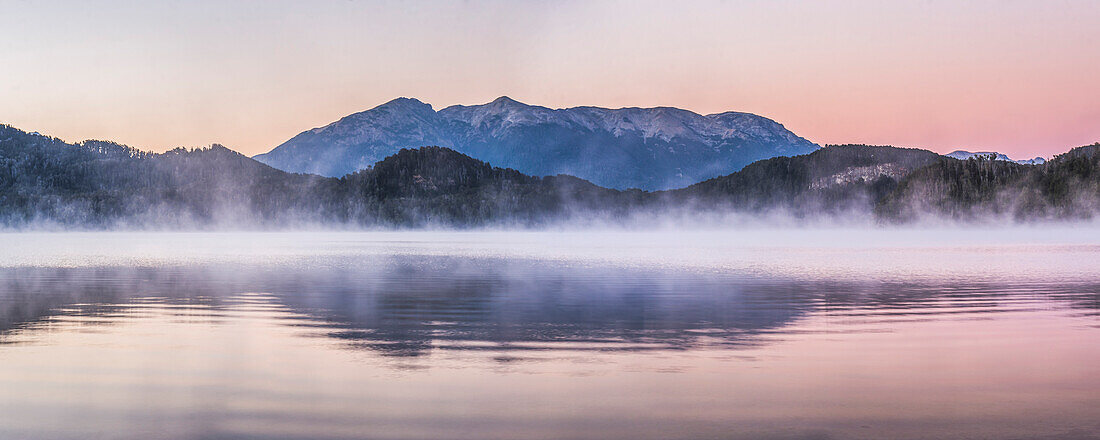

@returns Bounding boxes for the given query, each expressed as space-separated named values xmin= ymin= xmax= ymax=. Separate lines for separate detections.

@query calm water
xmin=0 ymin=231 xmax=1098 ymax=440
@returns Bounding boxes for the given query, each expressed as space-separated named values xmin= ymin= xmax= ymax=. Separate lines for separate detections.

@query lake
xmin=0 ymin=230 xmax=1098 ymax=440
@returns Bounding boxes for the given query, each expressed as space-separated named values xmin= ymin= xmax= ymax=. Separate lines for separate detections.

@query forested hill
xmin=2 ymin=124 xmax=1098 ymax=228
xmin=0 ymin=125 xmax=632 ymax=228
xmin=672 ymin=145 xmax=942 ymax=217
xmin=0 ymin=125 xmax=332 ymax=227
xmin=330 ymin=146 xmax=637 ymax=226
xmin=877 ymin=143 xmax=1100 ymax=222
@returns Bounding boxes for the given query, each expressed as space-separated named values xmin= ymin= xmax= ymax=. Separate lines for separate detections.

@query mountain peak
xmin=489 ymin=96 xmax=524 ymax=106
xmin=480 ymin=96 xmax=534 ymax=113
xmin=375 ymin=97 xmax=433 ymax=112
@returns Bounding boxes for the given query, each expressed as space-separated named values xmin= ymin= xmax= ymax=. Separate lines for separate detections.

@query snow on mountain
xmin=255 ymin=97 xmax=820 ymax=190
xmin=946 ymin=150 xmax=1047 ymax=165
xmin=1015 ymin=157 xmax=1047 ymax=165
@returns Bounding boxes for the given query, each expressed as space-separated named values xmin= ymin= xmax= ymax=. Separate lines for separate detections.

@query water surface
xmin=0 ymin=231 xmax=1098 ymax=440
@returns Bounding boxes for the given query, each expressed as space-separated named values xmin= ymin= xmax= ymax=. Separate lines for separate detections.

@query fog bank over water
xmin=3 ymin=228 xmax=1100 ymax=282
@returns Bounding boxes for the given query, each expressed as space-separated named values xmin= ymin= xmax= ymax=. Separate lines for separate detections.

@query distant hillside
xmin=878 ymin=143 xmax=1100 ymax=222
xmin=330 ymin=146 xmax=635 ymax=226
xmin=0 ymin=125 xmax=629 ymax=228
xmin=673 ymin=144 xmax=942 ymax=217
xmin=2 ymin=124 xmax=1098 ymax=228
xmin=253 ymin=97 xmax=819 ymax=190
xmin=0 ymin=124 xmax=331 ymax=227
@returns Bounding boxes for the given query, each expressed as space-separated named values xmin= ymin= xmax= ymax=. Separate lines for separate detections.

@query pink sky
xmin=1 ymin=0 xmax=1097 ymax=159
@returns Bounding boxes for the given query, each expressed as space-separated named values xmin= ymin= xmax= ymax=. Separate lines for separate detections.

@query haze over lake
xmin=1 ymin=230 xmax=1097 ymax=440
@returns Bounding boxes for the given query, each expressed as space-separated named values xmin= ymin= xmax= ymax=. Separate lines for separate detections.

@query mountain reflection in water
xmin=0 ymin=260 xmax=814 ymax=355
xmin=0 ymin=252 xmax=1098 ymax=440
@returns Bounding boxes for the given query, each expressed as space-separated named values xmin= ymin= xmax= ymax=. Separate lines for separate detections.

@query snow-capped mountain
xmin=254 ymin=96 xmax=820 ymax=190
xmin=946 ymin=150 xmax=1046 ymax=165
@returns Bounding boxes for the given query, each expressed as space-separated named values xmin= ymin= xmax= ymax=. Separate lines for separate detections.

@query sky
xmin=1 ymin=0 xmax=1097 ymax=159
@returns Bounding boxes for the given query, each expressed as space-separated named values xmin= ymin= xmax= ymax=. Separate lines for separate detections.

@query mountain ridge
xmin=946 ymin=150 xmax=1046 ymax=165
xmin=253 ymin=97 xmax=819 ymax=190
xmin=4 ymin=123 xmax=1099 ymax=228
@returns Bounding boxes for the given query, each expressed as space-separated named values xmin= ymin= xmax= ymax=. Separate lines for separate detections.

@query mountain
xmin=253 ymin=97 xmax=820 ymax=190
xmin=946 ymin=150 xmax=1046 ymax=165
xmin=4 ymin=123 xmax=1098 ymax=228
